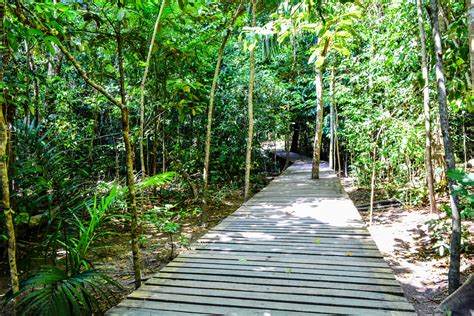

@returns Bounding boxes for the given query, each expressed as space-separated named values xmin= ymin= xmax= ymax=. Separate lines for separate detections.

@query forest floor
xmin=0 ymin=189 xmax=246 ymax=314
xmin=343 ymin=177 xmax=473 ymax=315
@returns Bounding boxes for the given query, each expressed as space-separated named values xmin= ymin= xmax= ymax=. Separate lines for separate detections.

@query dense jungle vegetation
xmin=0 ymin=0 xmax=473 ymax=314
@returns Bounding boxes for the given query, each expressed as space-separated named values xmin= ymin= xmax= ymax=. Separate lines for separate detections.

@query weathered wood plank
xmin=144 ymin=278 xmax=407 ymax=302
xmin=106 ymin=306 xmax=204 ymax=315
xmin=202 ymin=232 xmax=376 ymax=242
xmin=195 ymin=243 xmax=383 ymax=258
xmin=198 ymin=238 xmax=380 ymax=250
xmin=115 ymin=300 xmax=316 ymax=315
xmin=159 ymin=266 xmax=401 ymax=287
xmin=176 ymin=252 xmax=394 ymax=272
xmin=170 ymin=257 xmax=394 ymax=278
xmin=133 ymin=284 xmax=415 ymax=311
xmin=150 ymin=272 xmax=405 ymax=295
xmin=195 ymin=242 xmax=382 ymax=256
xmin=179 ymin=250 xmax=391 ymax=266
xmin=126 ymin=292 xmax=412 ymax=315
xmin=210 ymin=228 xmax=372 ymax=237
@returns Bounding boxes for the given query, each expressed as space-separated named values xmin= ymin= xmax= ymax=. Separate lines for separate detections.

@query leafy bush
xmin=426 ymin=170 xmax=473 ymax=256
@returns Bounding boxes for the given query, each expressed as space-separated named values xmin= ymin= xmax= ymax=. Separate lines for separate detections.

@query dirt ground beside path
xmin=343 ymin=178 xmax=473 ymax=315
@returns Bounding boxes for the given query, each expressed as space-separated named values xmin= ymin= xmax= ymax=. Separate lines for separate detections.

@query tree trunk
xmin=1 ymin=1 xmax=19 ymax=295
xmin=417 ymin=0 xmax=437 ymax=213
xmin=369 ymin=124 xmax=385 ymax=226
xmin=139 ymin=0 xmax=166 ymax=179
xmin=244 ymin=0 xmax=256 ymax=201
xmin=152 ymin=117 xmax=159 ymax=175
xmin=329 ymin=66 xmax=335 ymax=171
xmin=117 ymin=22 xmax=142 ymax=289
xmin=335 ymin=102 xmax=342 ymax=177
xmin=430 ymin=0 xmax=461 ymax=293
xmin=311 ymin=66 xmax=323 ymax=179
xmin=284 ymin=105 xmax=291 ymax=170
xmin=162 ymin=120 xmax=166 ymax=173
xmin=25 ymin=41 xmax=40 ymax=128
xmin=290 ymin=120 xmax=300 ymax=152
xmin=203 ymin=0 xmax=243 ymax=220
xmin=468 ymin=0 xmax=474 ymax=91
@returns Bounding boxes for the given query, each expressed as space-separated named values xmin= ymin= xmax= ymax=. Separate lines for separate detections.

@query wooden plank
xmin=144 ymin=278 xmax=407 ymax=302
xmin=218 ymin=221 xmax=369 ymax=231
xmin=203 ymin=230 xmax=374 ymax=239
xmin=176 ymin=252 xmax=394 ymax=272
xmin=211 ymin=228 xmax=372 ymax=237
xmin=179 ymin=250 xmax=391 ymax=267
xmin=159 ymin=266 xmax=402 ymax=288
xmin=115 ymin=299 xmax=316 ymax=315
xmin=198 ymin=238 xmax=380 ymax=250
xmin=150 ymin=272 xmax=404 ymax=295
xmin=106 ymin=306 xmax=203 ymax=315
xmin=203 ymin=232 xmax=376 ymax=243
xmin=151 ymin=272 xmax=403 ymax=296
xmin=171 ymin=257 xmax=394 ymax=278
xmin=167 ymin=260 xmax=397 ymax=280
xmin=134 ymin=284 xmax=415 ymax=312
xmin=126 ymin=291 xmax=412 ymax=315
xmin=217 ymin=225 xmax=371 ymax=234
xmin=196 ymin=241 xmax=381 ymax=254
xmin=195 ymin=243 xmax=383 ymax=258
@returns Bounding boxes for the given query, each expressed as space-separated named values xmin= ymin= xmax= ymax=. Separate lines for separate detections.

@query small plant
xmin=144 ymin=205 xmax=200 ymax=258
xmin=426 ymin=216 xmax=471 ymax=257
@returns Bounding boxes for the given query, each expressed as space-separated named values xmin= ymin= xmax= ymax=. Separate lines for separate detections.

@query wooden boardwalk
xmin=107 ymin=159 xmax=415 ymax=315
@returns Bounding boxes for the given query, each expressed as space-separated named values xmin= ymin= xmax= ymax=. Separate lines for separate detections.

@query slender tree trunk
xmin=152 ymin=118 xmax=159 ymax=175
xmin=203 ymin=0 xmax=243 ymax=220
xmin=284 ymin=105 xmax=291 ymax=170
xmin=117 ymin=22 xmax=142 ymax=289
xmin=335 ymin=101 xmax=342 ymax=177
xmin=139 ymin=0 xmax=166 ymax=178
xmin=417 ymin=0 xmax=437 ymax=213
xmin=162 ymin=120 xmax=166 ymax=173
xmin=468 ymin=0 xmax=474 ymax=91
xmin=1 ymin=2 xmax=19 ymax=296
xmin=311 ymin=66 xmax=324 ymax=179
xmin=244 ymin=0 xmax=257 ymax=201
xmin=430 ymin=0 xmax=461 ymax=293
xmin=25 ymin=41 xmax=40 ymax=127
xmin=369 ymin=124 xmax=385 ymax=226
xmin=462 ymin=117 xmax=467 ymax=171
xmin=329 ymin=66 xmax=335 ymax=171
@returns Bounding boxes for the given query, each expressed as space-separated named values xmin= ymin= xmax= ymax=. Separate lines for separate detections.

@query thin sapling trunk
xmin=244 ymin=0 xmax=257 ymax=201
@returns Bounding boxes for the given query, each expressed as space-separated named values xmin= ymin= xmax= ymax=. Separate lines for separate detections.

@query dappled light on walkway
xmin=107 ymin=160 xmax=415 ymax=315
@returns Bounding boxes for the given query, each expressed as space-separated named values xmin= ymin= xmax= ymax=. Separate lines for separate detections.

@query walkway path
xmin=107 ymin=159 xmax=415 ymax=315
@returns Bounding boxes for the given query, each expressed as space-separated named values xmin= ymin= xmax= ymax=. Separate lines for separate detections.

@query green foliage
xmin=426 ymin=217 xmax=471 ymax=257
xmin=448 ymin=170 xmax=474 ymax=219
xmin=63 ymin=186 xmax=119 ymax=273
xmin=135 ymin=172 xmax=176 ymax=192
xmin=2 ymin=0 xmax=471 ymax=308
xmin=4 ymin=188 xmax=122 ymax=315
xmin=426 ymin=170 xmax=473 ymax=256
xmin=8 ymin=266 xmax=120 ymax=316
